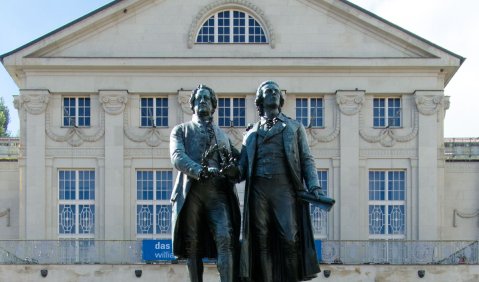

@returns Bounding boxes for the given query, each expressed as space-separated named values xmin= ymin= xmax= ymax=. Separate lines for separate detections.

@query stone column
xmin=99 ymin=90 xmax=128 ymax=240
xmin=15 ymin=89 xmax=50 ymax=239
xmin=414 ymin=90 xmax=444 ymax=240
xmin=336 ymin=90 xmax=364 ymax=240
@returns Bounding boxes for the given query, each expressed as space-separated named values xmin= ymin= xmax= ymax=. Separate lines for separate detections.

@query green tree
xmin=0 ymin=97 xmax=10 ymax=137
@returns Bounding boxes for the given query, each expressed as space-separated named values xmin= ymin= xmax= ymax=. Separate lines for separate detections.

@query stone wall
xmin=0 ymin=264 xmax=478 ymax=282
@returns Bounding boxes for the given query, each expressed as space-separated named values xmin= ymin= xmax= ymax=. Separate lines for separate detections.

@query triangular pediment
xmin=2 ymin=0 xmax=462 ymax=73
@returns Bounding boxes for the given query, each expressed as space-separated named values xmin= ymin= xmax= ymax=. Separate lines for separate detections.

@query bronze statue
xmin=237 ymin=81 xmax=331 ymax=281
xmin=170 ymin=85 xmax=241 ymax=282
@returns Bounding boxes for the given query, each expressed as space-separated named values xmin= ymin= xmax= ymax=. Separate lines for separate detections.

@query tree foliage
xmin=0 ymin=97 xmax=10 ymax=137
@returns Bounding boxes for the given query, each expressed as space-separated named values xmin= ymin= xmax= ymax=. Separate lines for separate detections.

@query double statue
xmin=170 ymin=81 xmax=335 ymax=282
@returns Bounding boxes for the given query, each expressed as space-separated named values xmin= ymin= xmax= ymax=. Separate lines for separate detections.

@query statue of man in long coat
xmin=170 ymin=84 xmax=241 ymax=282
xmin=237 ymin=81 xmax=324 ymax=281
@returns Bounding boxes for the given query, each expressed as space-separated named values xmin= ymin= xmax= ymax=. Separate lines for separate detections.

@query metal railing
xmin=0 ymin=240 xmax=477 ymax=265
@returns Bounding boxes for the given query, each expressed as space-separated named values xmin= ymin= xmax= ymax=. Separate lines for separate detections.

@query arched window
xmin=196 ymin=10 xmax=268 ymax=44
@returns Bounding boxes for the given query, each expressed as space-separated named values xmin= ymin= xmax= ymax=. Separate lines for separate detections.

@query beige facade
xmin=1 ymin=0 xmax=474 ymax=244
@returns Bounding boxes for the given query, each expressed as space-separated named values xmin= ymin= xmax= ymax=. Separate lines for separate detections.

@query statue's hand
xmin=311 ymin=186 xmax=326 ymax=198
xmin=221 ymin=164 xmax=239 ymax=179
xmin=200 ymin=167 xmax=220 ymax=179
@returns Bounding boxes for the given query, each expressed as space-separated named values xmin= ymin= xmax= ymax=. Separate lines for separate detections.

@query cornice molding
xmin=187 ymin=0 xmax=275 ymax=48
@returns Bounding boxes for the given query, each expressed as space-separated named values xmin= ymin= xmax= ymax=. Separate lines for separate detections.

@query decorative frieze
xmin=99 ymin=90 xmax=128 ymax=115
xmin=45 ymin=148 xmax=105 ymax=157
xmin=123 ymin=112 xmax=169 ymax=147
xmin=359 ymin=111 xmax=419 ymax=147
xmin=45 ymin=113 xmax=105 ymax=147
xmin=336 ymin=90 xmax=364 ymax=116
xmin=307 ymin=107 xmax=340 ymax=146
xmin=223 ymin=127 xmax=245 ymax=148
xmin=187 ymin=0 xmax=275 ymax=48
xmin=15 ymin=90 xmax=50 ymax=115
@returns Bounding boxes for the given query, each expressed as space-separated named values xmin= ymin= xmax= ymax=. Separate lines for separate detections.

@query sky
xmin=1 ymin=0 xmax=478 ymax=137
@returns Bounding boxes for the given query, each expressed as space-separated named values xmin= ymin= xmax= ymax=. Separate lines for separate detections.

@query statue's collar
xmin=192 ymin=114 xmax=213 ymax=126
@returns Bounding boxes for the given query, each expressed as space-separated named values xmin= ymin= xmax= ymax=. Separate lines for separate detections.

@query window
xmin=218 ymin=97 xmax=246 ymax=127
xmin=63 ymin=97 xmax=91 ymax=127
xmin=373 ymin=98 xmax=401 ymax=128
xmin=369 ymin=170 xmax=406 ymax=239
xmin=59 ymin=170 xmax=95 ymax=237
xmin=140 ymin=97 xmax=168 ymax=127
xmin=296 ymin=98 xmax=324 ymax=128
xmin=136 ymin=170 xmax=173 ymax=238
xmin=310 ymin=170 xmax=328 ymax=238
xmin=197 ymin=10 xmax=267 ymax=43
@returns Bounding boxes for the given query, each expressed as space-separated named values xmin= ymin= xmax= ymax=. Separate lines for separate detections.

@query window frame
xmin=58 ymin=169 xmax=95 ymax=239
xmin=136 ymin=169 xmax=173 ymax=239
xmin=373 ymin=97 xmax=402 ymax=128
xmin=368 ymin=170 xmax=406 ymax=240
xmin=196 ymin=9 xmax=268 ymax=44
xmin=295 ymin=97 xmax=325 ymax=128
xmin=140 ymin=97 xmax=169 ymax=128
xmin=62 ymin=97 xmax=91 ymax=128
xmin=217 ymin=97 xmax=246 ymax=127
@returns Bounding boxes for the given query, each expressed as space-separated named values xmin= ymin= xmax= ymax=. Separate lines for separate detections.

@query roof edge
xmin=0 ymin=0 xmax=123 ymax=63
xmin=340 ymin=0 xmax=466 ymax=65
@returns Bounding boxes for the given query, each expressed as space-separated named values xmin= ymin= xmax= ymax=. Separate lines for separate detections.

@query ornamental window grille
xmin=296 ymin=98 xmax=324 ymax=128
xmin=196 ymin=10 xmax=267 ymax=43
xmin=140 ymin=97 xmax=168 ymax=127
xmin=136 ymin=170 xmax=173 ymax=238
xmin=63 ymin=97 xmax=91 ymax=127
xmin=368 ymin=170 xmax=406 ymax=239
xmin=218 ymin=97 xmax=246 ymax=127
xmin=310 ymin=170 xmax=328 ymax=238
xmin=58 ymin=170 xmax=95 ymax=237
xmin=373 ymin=98 xmax=401 ymax=128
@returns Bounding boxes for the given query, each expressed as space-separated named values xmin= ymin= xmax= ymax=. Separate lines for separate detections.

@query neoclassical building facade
xmin=1 ymin=0 xmax=475 ymax=244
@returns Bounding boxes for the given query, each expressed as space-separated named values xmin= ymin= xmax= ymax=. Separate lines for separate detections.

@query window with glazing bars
xmin=63 ymin=97 xmax=91 ymax=127
xmin=218 ymin=97 xmax=246 ymax=127
xmin=310 ymin=170 xmax=329 ymax=238
xmin=373 ymin=98 xmax=401 ymax=128
xmin=140 ymin=97 xmax=168 ymax=127
xmin=136 ymin=170 xmax=173 ymax=238
xmin=58 ymin=170 xmax=95 ymax=237
xmin=296 ymin=98 xmax=324 ymax=128
xmin=197 ymin=10 xmax=267 ymax=43
xmin=368 ymin=170 xmax=406 ymax=239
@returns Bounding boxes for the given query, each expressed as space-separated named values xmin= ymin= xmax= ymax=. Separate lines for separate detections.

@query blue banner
xmin=315 ymin=240 xmax=322 ymax=261
xmin=142 ymin=239 xmax=175 ymax=261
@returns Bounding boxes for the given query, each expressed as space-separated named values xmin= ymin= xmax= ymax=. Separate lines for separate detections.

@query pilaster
xmin=17 ymin=89 xmax=50 ymax=239
xmin=336 ymin=90 xmax=364 ymax=240
xmin=99 ymin=90 xmax=128 ymax=240
xmin=414 ymin=90 xmax=444 ymax=240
